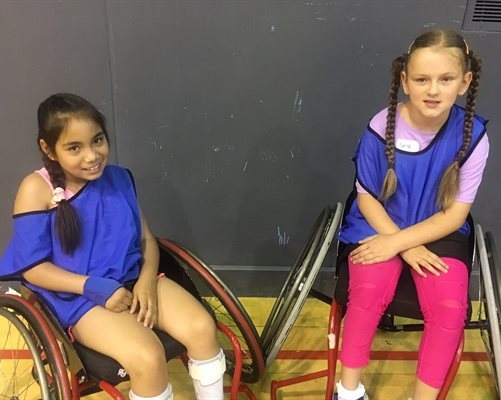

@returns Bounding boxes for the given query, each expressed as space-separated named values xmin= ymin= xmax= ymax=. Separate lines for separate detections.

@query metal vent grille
xmin=463 ymin=0 xmax=501 ymax=31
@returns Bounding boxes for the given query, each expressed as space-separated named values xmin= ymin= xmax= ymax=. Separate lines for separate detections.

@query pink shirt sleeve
xmin=456 ymin=134 xmax=489 ymax=203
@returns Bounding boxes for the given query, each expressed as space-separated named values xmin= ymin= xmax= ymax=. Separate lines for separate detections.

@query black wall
xmin=1 ymin=1 xmax=500 ymax=295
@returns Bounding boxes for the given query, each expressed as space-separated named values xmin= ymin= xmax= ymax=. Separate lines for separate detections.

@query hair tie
xmin=463 ymin=38 xmax=470 ymax=55
xmin=51 ymin=187 xmax=66 ymax=205
xmin=407 ymin=40 xmax=415 ymax=55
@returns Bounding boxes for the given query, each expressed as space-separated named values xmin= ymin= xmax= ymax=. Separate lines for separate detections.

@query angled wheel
xmin=157 ymin=239 xmax=265 ymax=384
xmin=0 ymin=293 xmax=72 ymax=400
xmin=476 ymin=225 xmax=501 ymax=396
xmin=265 ymin=203 xmax=343 ymax=366
xmin=261 ymin=204 xmax=343 ymax=367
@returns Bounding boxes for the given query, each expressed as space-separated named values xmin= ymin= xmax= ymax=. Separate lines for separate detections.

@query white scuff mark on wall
xmin=146 ymin=136 xmax=163 ymax=150
xmin=277 ymin=226 xmax=290 ymax=246
xmin=423 ymin=22 xmax=437 ymax=28
xmin=212 ymin=146 xmax=221 ymax=152
xmin=243 ymin=161 xmax=248 ymax=172
xmin=260 ymin=148 xmax=278 ymax=162
xmin=293 ymin=90 xmax=303 ymax=114
xmin=270 ymin=25 xmax=276 ymax=32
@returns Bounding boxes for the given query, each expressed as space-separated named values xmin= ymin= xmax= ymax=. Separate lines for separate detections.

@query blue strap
xmin=83 ymin=277 xmax=122 ymax=306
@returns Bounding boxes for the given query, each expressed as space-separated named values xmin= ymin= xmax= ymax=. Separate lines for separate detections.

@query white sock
xmin=129 ymin=384 xmax=173 ymax=400
xmin=189 ymin=349 xmax=226 ymax=400
xmin=336 ymin=380 xmax=366 ymax=400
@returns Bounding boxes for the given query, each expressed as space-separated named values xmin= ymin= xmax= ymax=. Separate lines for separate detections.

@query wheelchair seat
xmin=334 ymin=190 xmax=475 ymax=325
xmin=73 ymin=246 xmax=197 ymax=390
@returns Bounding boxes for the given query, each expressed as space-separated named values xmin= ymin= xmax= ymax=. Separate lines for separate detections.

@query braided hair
xmin=380 ymin=30 xmax=482 ymax=210
xmin=37 ymin=93 xmax=109 ymax=253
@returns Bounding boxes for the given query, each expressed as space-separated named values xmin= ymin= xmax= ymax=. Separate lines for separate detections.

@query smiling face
xmin=41 ymin=117 xmax=109 ymax=191
xmin=401 ymin=47 xmax=472 ymax=132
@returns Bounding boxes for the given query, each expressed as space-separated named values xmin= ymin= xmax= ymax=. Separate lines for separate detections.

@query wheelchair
xmin=0 ymin=203 xmax=344 ymax=399
xmin=271 ymin=193 xmax=501 ymax=399
xmin=0 ymin=238 xmax=260 ymax=400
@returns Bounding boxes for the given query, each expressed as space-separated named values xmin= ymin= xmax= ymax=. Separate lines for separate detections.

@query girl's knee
xmin=348 ymin=280 xmax=395 ymax=314
xmin=190 ymin=310 xmax=217 ymax=338
xmin=120 ymin=338 xmax=167 ymax=377
xmin=438 ymin=299 xmax=468 ymax=329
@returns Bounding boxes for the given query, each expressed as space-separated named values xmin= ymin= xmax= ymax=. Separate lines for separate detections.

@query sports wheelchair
xmin=0 ymin=238 xmax=261 ymax=400
xmin=271 ymin=193 xmax=501 ymax=399
xmin=0 ymin=201 xmax=344 ymax=400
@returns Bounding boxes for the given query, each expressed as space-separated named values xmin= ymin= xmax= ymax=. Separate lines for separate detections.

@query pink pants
xmin=338 ymin=256 xmax=469 ymax=389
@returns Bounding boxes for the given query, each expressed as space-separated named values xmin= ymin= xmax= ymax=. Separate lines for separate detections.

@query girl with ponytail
xmin=1 ymin=93 xmax=225 ymax=400
xmin=335 ymin=30 xmax=489 ymax=400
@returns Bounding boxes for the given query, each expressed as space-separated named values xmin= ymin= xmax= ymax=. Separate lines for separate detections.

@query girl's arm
xmin=17 ymin=173 xmax=131 ymax=311
xmin=15 ymin=173 xmax=89 ymax=292
xmin=130 ymin=208 xmax=160 ymax=328
xmin=392 ymin=201 xmax=471 ymax=251
xmin=357 ymin=192 xmax=400 ymax=235
xmin=22 ymin=261 xmax=87 ymax=294
xmin=352 ymin=192 xmax=469 ymax=269
xmin=137 ymin=208 xmax=160 ymax=279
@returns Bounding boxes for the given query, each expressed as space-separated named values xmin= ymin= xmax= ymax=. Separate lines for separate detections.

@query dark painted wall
xmin=1 ymin=1 xmax=500 ymax=295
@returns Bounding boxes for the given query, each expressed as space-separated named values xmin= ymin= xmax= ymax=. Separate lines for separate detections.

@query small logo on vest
xmin=117 ymin=368 xmax=127 ymax=378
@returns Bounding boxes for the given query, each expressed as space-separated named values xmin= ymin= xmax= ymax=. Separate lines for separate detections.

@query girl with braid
xmin=335 ymin=30 xmax=489 ymax=400
xmin=0 ymin=93 xmax=226 ymax=400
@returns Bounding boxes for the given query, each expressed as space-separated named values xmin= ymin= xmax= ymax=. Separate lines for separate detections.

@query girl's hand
xmin=130 ymin=276 xmax=158 ymax=328
xmin=350 ymin=233 xmax=400 ymax=264
xmin=104 ymin=287 xmax=133 ymax=313
xmin=400 ymin=245 xmax=449 ymax=277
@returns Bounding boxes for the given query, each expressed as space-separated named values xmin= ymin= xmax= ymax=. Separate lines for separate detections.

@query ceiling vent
xmin=463 ymin=0 xmax=501 ymax=31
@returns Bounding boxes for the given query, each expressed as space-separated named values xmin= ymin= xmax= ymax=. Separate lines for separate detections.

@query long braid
xmin=437 ymin=50 xmax=482 ymax=209
xmin=380 ymin=54 xmax=406 ymax=201
xmin=42 ymin=153 xmax=81 ymax=253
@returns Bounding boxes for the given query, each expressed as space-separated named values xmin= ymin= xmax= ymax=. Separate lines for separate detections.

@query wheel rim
xmin=0 ymin=306 xmax=51 ymax=399
xmin=158 ymin=239 xmax=265 ymax=383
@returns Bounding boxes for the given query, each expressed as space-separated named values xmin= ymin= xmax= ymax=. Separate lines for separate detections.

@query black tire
xmin=476 ymin=225 xmax=501 ymax=397
xmin=157 ymin=239 xmax=265 ymax=384
xmin=260 ymin=206 xmax=331 ymax=355
xmin=0 ymin=294 xmax=72 ymax=399
xmin=263 ymin=204 xmax=343 ymax=367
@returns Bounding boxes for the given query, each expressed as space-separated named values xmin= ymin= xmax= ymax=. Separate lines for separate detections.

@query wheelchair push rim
xmin=475 ymin=224 xmax=501 ymax=396
xmin=157 ymin=239 xmax=265 ymax=384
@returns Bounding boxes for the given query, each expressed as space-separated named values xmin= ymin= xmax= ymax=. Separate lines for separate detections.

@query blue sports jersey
xmin=0 ymin=165 xmax=142 ymax=328
xmin=339 ymin=105 xmax=488 ymax=244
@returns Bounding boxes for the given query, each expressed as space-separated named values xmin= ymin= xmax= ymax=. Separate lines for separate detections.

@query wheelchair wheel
xmin=0 ymin=294 xmax=72 ymax=399
xmin=263 ymin=203 xmax=343 ymax=367
xmin=0 ymin=306 xmax=51 ymax=399
xmin=475 ymin=225 xmax=501 ymax=396
xmin=260 ymin=207 xmax=330 ymax=350
xmin=157 ymin=239 xmax=265 ymax=384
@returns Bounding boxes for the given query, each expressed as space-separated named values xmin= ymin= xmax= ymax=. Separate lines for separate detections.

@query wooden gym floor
xmin=88 ymin=298 xmax=497 ymax=400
